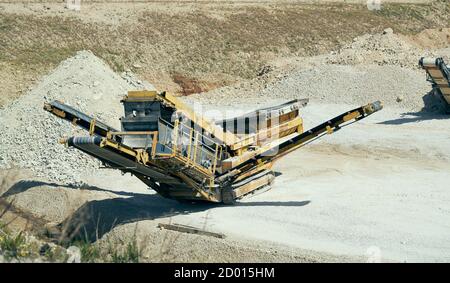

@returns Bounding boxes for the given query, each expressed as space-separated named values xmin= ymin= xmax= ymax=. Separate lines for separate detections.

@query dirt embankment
xmin=186 ymin=27 xmax=449 ymax=113
xmin=1 ymin=1 xmax=449 ymax=106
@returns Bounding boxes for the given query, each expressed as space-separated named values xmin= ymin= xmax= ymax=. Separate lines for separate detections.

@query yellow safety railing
xmin=105 ymin=118 xmax=222 ymax=175
xmin=158 ymin=118 xmax=221 ymax=174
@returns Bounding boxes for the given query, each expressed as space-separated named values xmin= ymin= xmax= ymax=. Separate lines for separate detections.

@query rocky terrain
xmin=187 ymin=29 xmax=450 ymax=112
xmin=0 ymin=51 xmax=154 ymax=184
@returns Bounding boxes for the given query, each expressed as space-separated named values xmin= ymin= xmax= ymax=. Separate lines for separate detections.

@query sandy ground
xmin=51 ymin=102 xmax=449 ymax=263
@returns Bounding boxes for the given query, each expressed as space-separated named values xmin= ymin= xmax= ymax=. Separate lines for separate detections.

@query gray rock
xmin=383 ymin=28 xmax=394 ymax=35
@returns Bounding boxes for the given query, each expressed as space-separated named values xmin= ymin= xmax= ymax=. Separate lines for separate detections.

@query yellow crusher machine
xmin=44 ymin=91 xmax=382 ymax=204
xmin=419 ymin=57 xmax=450 ymax=113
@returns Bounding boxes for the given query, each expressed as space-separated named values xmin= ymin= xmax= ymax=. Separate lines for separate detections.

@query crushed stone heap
xmin=325 ymin=30 xmax=434 ymax=67
xmin=188 ymin=29 xmax=437 ymax=111
xmin=0 ymin=50 xmax=154 ymax=184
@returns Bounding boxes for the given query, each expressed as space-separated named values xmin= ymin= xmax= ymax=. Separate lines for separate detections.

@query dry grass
xmin=0 ymin=1 xmax=448 ymax=106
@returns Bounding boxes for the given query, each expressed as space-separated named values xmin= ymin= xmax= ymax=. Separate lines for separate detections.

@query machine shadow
xmin=379 ymin=90 xmax=449 ymax=125
xmin=1 ymin=179 xmax=142 ymax=198
xmin=58 ymin=193 xmax=311 ymax=243
xmin=2 ymin=179 xmax=310 ymax=243
xmin=57 ymin=193 xmax=213 ymax=243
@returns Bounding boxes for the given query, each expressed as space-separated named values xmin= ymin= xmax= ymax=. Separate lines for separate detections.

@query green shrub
xmin=0 ymin=231 xmax=30 ymax=260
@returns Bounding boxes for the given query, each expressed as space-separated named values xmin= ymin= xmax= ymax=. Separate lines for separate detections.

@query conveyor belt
xmin=216 ymin=101 xmax=383 ymax=185
xmin=276 ymin=101 xmax=383 ymax=157
xmin=44 ymin=101 xmax=119 ymax=139
xmin=419 ymin=57 xmax=450 ymax=108
xmin=68 ymin=136 xmax=181 ymax=184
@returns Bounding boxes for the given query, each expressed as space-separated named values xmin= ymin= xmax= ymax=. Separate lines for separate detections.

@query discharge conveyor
xmin=419 ymin=57 xmax=450 ymax=113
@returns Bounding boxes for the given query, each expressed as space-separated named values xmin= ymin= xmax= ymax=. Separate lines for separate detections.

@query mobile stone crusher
xmin=44 ymin=91 xmax=382 ymax=204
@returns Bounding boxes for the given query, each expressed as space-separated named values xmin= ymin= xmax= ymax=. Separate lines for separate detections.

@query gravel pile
xmin=325 ymin=29 xmax=435 ymax=68
xmin=0 ymin=50 xmax=153 ymax=184
xmin=258 ymin=64 xmax=431 ymax=110
xmin=188 ymin=64 xmax=432 ymax=111
xmin=188 ymin=29 xmax=436 ymax=111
